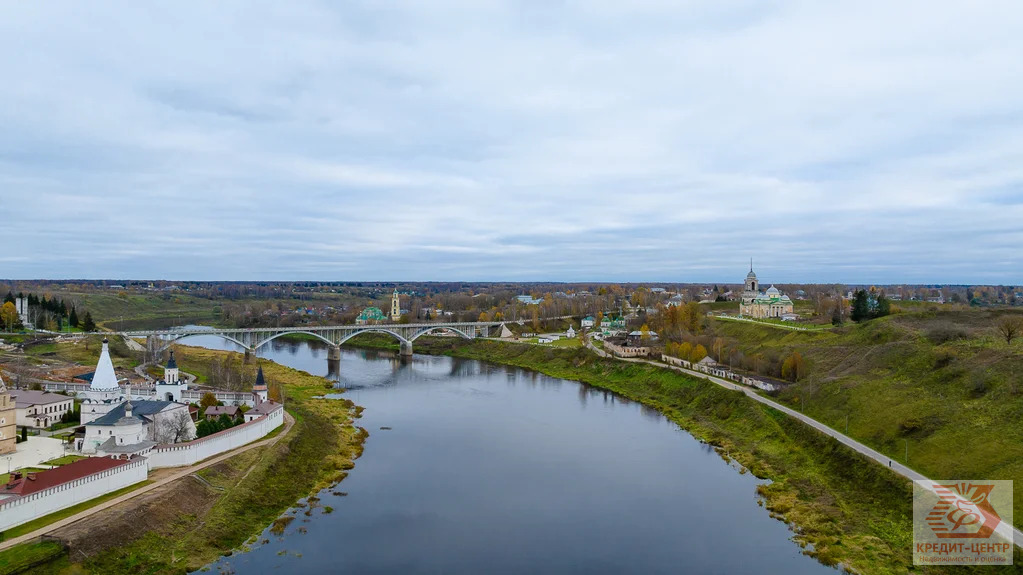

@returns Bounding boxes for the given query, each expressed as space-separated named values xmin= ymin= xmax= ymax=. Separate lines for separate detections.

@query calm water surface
xmin=182 ymin=334 xmax=833 ymax=574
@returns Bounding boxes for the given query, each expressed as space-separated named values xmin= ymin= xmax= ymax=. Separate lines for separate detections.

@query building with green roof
xmin=356 ymin=306 xmax=387 ymax=325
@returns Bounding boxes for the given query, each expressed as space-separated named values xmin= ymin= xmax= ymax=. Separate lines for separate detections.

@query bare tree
xmin=158 ymin=409 xmax=196 ymax=443
xmin=996 ymin=316 xmax=1022 ymax=344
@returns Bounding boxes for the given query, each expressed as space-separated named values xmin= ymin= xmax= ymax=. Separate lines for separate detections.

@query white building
xmin=80 ymin=399 xmax=195 ymax=455
xmin=566 ymin=326 xmax=576 ymax=338
xmin=79 ymin=339 xmax=127 ymax=425
xmin=154 ymin=350 xmax=186 ymax=402
xmin=581 ymin=316 xmax=595 ymax=328
xmin=244 ymin=399 xmax=282 ymax=423
xmin=9 ymin=390 xmax=74 ymax=429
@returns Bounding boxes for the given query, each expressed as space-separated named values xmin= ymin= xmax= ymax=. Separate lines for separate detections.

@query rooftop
xmin=205 ymin=405 xmax=240 ymax=416
xmin=9 ymin=389 xmax=71 ymax=407
xmin=97 ymin=437 xmax=156 ymax=454
xmin=90 ymin=400 xmax=176 ymax=426
xmin=3 ymin=457 xmax=135 ymax=497
xmin=253 ymin=366 xmax=267 ymax=390
xmin=91 ymin=340 xmax=120 ymax=391
xmin=248 ymin=401 xmax=282 ymax=416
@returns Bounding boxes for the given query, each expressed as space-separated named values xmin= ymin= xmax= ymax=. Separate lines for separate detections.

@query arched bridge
xmin=112 ymin=321 xmax=509 ymax=357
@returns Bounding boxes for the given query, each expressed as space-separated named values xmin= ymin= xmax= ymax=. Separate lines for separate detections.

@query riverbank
xmin=362 ymin=336 xmax=1020 ymax=574
xmin=2 ymin=346 xmax=366 ymax=575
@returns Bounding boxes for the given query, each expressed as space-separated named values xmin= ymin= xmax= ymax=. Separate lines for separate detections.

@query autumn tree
xmin=199 ymin=392 xmax=219 ymax=412
xmin=996 ymin=316 xmax=1023 ymax=344
xmin=0 ymin=302 xmax=18 ymax=332
xmin=269 ymin=381 xmax=286 ymax=404
xmin=713 ymin=337 xmax=726 ymax=362
xmin=781 ymin=351 xmax=805 ymax=381
xmin=682 ymin=302 xmax=702 ymax=334
xmin=690 ymin=344 xmax=708 ymax=363
xmin=679 ymin=342 xmax=693 ymax=361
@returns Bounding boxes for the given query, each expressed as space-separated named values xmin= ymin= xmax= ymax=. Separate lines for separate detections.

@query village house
xmin=244 ymin=400 xmax=281 ymax=423
xmin=204 ymin=405 xmax=240 ymax=420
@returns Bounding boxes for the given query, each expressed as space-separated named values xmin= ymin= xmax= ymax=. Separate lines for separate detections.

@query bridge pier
xmin=244 ymin=349 xmax=253 ymax=363
xmin=146 ymin=335 xmax=161 ymax=363
xmin=400 ymin=341 xmax=413 ymax=357
xmin=327 ymin=345 xmax=342 ymax=379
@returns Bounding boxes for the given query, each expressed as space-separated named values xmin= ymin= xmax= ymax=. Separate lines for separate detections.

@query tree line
xmin=850 ymin=289 xmax=891 ymax=323
xmin=3 ymin=291 xmax=96 ymax=331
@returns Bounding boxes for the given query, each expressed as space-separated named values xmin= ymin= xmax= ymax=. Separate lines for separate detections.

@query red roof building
xmin=2 ymin=457 xmax=135 ymax=497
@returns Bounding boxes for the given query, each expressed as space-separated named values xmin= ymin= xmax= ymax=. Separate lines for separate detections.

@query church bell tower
xmin=390 ymin=288 xmax=401 ymax=321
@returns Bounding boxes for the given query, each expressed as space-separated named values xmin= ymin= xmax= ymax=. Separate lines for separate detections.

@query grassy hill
xmin=707 ymin=307 xmax=1023 ymax=522
xmin=46 ymin=291 xmax=223 ymax=330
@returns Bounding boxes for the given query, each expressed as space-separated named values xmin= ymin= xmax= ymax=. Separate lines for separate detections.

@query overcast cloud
xmin=1 ymin=1 xmax=1021 ymax=283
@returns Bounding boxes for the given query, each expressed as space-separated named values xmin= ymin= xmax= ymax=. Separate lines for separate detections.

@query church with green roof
xmin=739 ymin=265 xmax=794 ymax=319
xmin=356 ymin=306 xmax=387 ymax=325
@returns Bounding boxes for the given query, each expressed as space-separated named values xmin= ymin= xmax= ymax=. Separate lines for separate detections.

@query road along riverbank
xmin=400 ymin=337 xmax=1023 ymax=574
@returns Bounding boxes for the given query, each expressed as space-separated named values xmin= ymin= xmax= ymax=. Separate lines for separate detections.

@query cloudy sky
xmin=2 ymin=2 xmax=1022 ymax=283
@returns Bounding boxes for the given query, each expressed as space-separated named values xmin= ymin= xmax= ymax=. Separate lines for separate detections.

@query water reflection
xmin=180 ymin=333 xmax=834 ymax=575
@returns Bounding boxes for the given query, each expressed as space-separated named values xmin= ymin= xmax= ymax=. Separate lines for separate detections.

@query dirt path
xmin=0 ymin=411 xmax=295 ymax=552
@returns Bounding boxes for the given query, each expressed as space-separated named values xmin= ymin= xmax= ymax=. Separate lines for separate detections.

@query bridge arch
xmin=338 ymin=328 xmax=410 ymax=346
xmin=409 ymin=326 xmax=474 ymax=342
xmin=157 ymin=332 xmax=252 ymax=351
xmin=253 ymin=330 xmax=337 ymax=350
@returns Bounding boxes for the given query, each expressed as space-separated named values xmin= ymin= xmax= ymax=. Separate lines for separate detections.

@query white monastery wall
xmin=148 ymin=407 xmax=283 ymax=469
xmin=0 ymin=458 xmax=148 ymax=532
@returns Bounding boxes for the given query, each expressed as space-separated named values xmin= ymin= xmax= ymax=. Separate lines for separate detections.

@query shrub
xmin=925 ymin=322 xmax=968 ymax=345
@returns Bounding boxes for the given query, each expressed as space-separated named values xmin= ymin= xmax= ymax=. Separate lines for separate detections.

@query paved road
xmin=584 ymin=337 xmax=1023 ymax=548
xmin=0 ymin=412 xmax=295 ymax=552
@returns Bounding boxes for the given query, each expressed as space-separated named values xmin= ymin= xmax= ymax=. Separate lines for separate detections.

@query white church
xmin=77 ymin=339 xmax=196 ymax=456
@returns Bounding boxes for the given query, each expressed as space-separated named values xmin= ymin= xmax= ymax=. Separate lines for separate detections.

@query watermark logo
xmin=914 ymin=479 xmax=1013 ymax=565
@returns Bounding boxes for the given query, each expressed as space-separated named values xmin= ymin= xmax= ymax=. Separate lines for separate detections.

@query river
xmin=181 ymin=334 xmax=834 ymax=574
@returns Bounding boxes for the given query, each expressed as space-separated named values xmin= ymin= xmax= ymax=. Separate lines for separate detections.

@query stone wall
xmin=148 ymin=405 xmax=284 ymax=469
xmin=0 ymin=458 xmax=148 ymax=532
xmin=604 ymin=342 xmax=650 ymax=358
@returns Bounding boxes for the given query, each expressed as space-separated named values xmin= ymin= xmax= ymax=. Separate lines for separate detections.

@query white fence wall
xmin=0 ymin=407 xmax=284 ymax=532
xmin=148 ymin=407 xmax=284 ymax=469
xmin=0 ymin=458 xmax=148 ymax=532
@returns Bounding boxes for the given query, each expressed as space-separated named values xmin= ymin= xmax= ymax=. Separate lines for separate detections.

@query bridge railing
xmin=92 ymin=320 xmax=507 ymax=337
